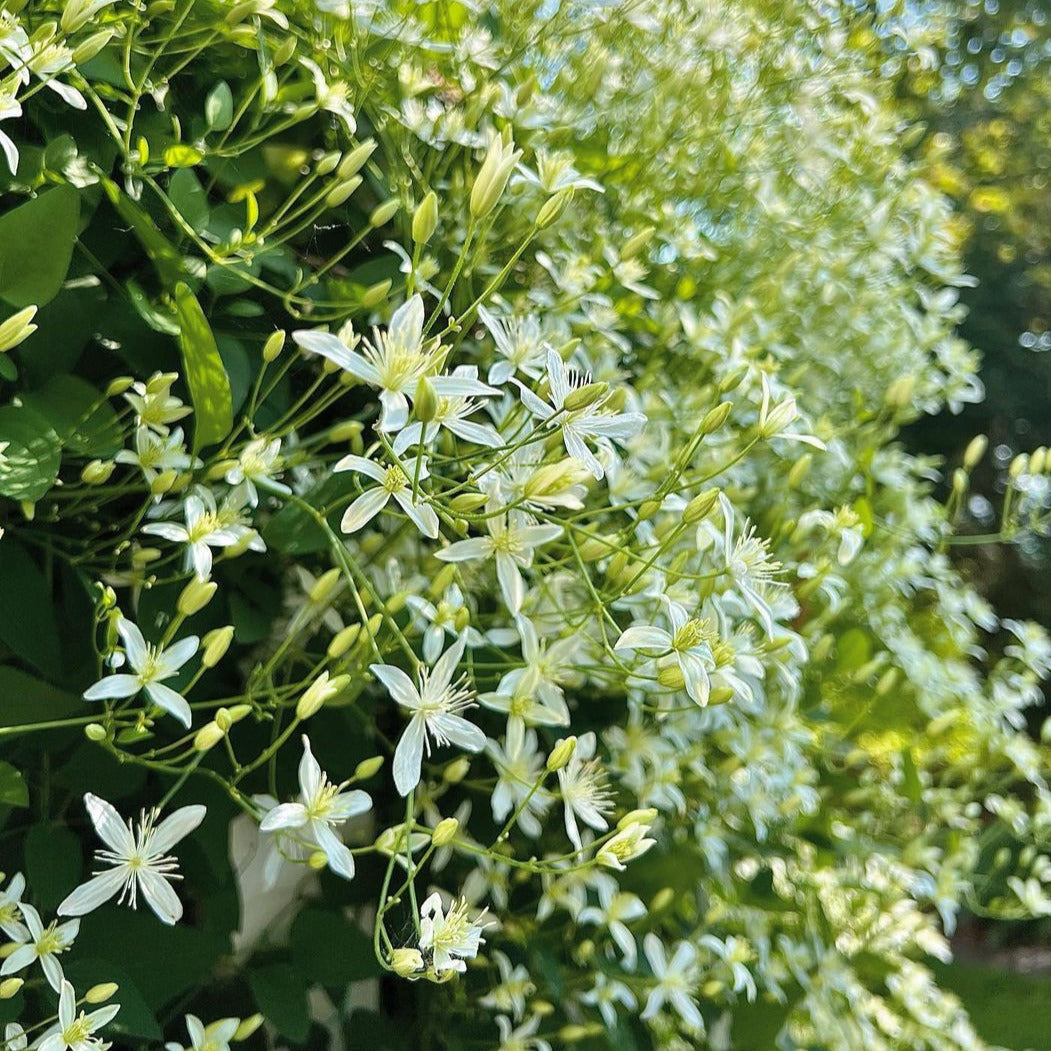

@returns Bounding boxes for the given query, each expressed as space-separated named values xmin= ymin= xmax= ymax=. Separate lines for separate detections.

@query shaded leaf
xmin=249 ymin=964 xmax=310 ymax=1043
xmin=0 ymin=762 xmax=27 ymax=807
xmin=24 ymin=375 xmax=122 ymax=458
xmin=0 ymin=185 xmax=80 ymax=306
xmin=25 ymin=823 xmax=82 ymax=911
xmin=174 ymin=282 xmax=233 ymax=448
xmin=0 ymin=541 xmax=62 ymax=677
xmin=0 ymin=403 xmax=61 ymax=502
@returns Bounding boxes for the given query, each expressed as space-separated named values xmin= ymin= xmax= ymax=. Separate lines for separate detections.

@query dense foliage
xmin=0 ymin=2 xmax=1049 ymax=1049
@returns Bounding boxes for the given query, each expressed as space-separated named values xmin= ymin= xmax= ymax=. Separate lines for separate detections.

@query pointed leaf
xmin=0 ymin=185 xmax=80 ymax=307
xmin=174 ymin=282 xmax=232 ymax=448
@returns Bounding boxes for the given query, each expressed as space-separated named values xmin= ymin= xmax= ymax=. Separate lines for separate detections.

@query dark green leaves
xmin=102 ymin=177 xmax=186 ymax=287
xmin=25 ymin=823 xmax=82 ymax=910
xmin=291 ymin=908 xmax=382 ymax=986
xmin=0 ymin=185 xmax=80 ymax=307
xmin=0 ymin=762 xmax=28 ymax=807
xmin=205 ymin=82 xmax=235 ymax=131
xmin=249 ymin=964 xmax=310 ymax=1043
xmin=174 ymin=282 xmax=233 ymax=448
xmin=24 ymin=375 xmax=122 ymax=457
xmin=0 ymin=403 xmax=61 ymax=501
xmin=0 ymin=541 xmax=63 ymax=676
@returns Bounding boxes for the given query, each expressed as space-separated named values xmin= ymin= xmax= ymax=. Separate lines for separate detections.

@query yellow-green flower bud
xmin=178 ymin=578 xmax=217 ymax=617
xmin=233 ymin=1015 xmax=264 ymax=1042
xmin=354 ymin=755 xmax=384 ymax=780
xmin=105 ymin=376 xmax=135 ymax=396
xmin=310 ymin=567 xmax=342 ymax=605
xmin=71 ymin=28 xmax=113 ymax=63
xmin=443 ymin=756 xmax=470 ymax=783
xmin=0 ymin=306 xmax=37 ymax=353
xmin=682 ymin=488 xmax=720 ymax=525
xmin=0 ymin=977 xmax=23 ymax=999
xmin=263 ymin=330 xmax=286 ymax=362
xmin=325 ymin=176 xmax=362 ymax=209
xmin=620 ymin=226 xmax=655 ymax=260
xmin=84 ymin=982 xmax=119 ymax=1004
xmin=337 ymin=139 xmax=376 ymax=180
xmin=701 ymin=401 xmax=732 ymax=435
xmin=390 ymin=948 xmax=423 ymax=976
xmin=361 ymin=280 xmax=392 ymax=307
xmin=328 ymin=623 xmax=360 ymax=659
xmin=469 ymin=132 xmax=521 ymax=220
xmin=85 ymin=723 xmax=107 ymax=742
xmin=431 ymin=817 xmax=459 ymax=847
xmin=194 ymin=722 xmax=225 ymax=752
xmin=414 ymin=376 xmax=439 ymax=423
xmin=535 ymin=187 xmax=574 ymax=230
xmin=369 ymin=198 xmax=400 ymax=228
xmin=563 ymin=382 xmax=608 ymax=412
xmin=546 ymin=736 xmax=576 ymax=772
xmin=963 ymin=434 xmax=987 ymax=470
xmin=412 ymin=192 xmax=438 ymax=245
xmin=448 ymin=492 xmax=488 ymax=514
xmin=202 ymin=625 xmax=234 ymax=667
xmin=151 ymin=469 xmax=178 ymax=495
xmin=81 ymin=459 xmax=115 ymax=485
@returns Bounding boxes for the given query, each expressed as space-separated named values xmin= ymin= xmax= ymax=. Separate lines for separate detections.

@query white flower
xmin=756 ymin=372 xmax=825 ymax=449
xmin=418 ymin=892 xmax=489 ymax=974
xmin=0 ymin=871 xmax=29 ymax=941
xmin=580 ymin=973 xmax=638 ymax=1029
xmin=405 ymin=583 xmax=482 ymax=664
xmin=614 ymin=600 xmax=713 ymax=706
xmin=718 ymin=493 xmax=784 ymax=637
xmin=371 ymin=634 xmax=485 ymax=796
xmin=557 ymin=732 xmax=614 ymax=851
xmin=115 ymin=426 xmax=196 ymax=485
xmin=333 ymin=453 xmax=439 ymax=538
xmin=515 ymin=349 xmax=645 ymax=479
xmin=36 ymin=980 xmax=119 ymax=1051
xmin=83 ymin=618 xmax=199 ymax=727
xmin=0 ymin=903 xmax=78 ymax=992
xmin=392 ymin=365 xmax=503 ymax=453
xmin=224 ymin=437 xmax=290 ymax=506
xmin=640 ymin=933 xmax=703 ymax=1032
xmin=435 ymin=512 xmax=562 ymax=614
xmin=478 ymin=307 xmax=549 ymax=385
xmin=579 ymin=886 xmax=646 ymax=968
xmin=142 ymin=488 xmax=264 ymax=580
xmin=57 ymin=793 xmax=206 ymax=925
xmin=259 ymin=736 xmax=371 ymax=881
xmin=494 ymin=1014 xmax=551 ymax=1051
xmin=293 ymin=295 xmax=443 ymax=432
xmin=486 ymin=729 xmax=551 ymax=839
xmin=0 ymin=93 xmax=21 ymax=175
xmin=123 ymin=373 xmax=191 ymax=434
xmin=165 ymin=1014 xmax=239 ymax=1051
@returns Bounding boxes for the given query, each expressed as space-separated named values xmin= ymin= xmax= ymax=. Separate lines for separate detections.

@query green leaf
xmin=0 ymin=542 xmax=62 ymax=677
xmin=174 ymin=281 xmax=233 ymax=448
xmin=0 ymin=762 xmax=28 ymax=807
xmin=164 ymin=144 xmax=205 ymax=168
xmin=0 ymin=403 xmax=61 ymax=502
xmin=25 ymin=823 xmax=82 ymax=911
xmin=23 ymin=375 xmax=122 ymax=458
xmin=291 ymin=908 xmax=382 ymax=986
xmin=0 ymin=185 xmax=80 ymax=307
xmin=169 ymin=168 xmax=211 ymax=232
xmin=205 ymin=82 xmax=234 ymax=131
xmin=0 ymin=665 xmax=79 ymax=725
xmin=249 ymin=964 xmax=310 ymax=1043
xmin=102 ymin=178 xmax=186 ymax=287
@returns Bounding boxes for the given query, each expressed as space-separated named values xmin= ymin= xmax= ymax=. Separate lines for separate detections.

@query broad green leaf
xmin=0 ymin=403 xmax=61 ymax=502
xmin=0 ymin=185 xmax=80 ymax=307
xmin=174 ymin=281 xmax=233 ymax=447
xmin=0 ymin=542 xmax=62 ymax=677
xmin=0 ymin=666 xmax=79 ymax=725
xmin=249 ymin=964 xmax=310 ymax=1042
xmin=65 ymin=961 xmax=162 ymax=1041
xmin=24 ymin=375 xmax=122 ymax=457
xmin=169 ymin=168 xmax=211 ymax=232
xmin=25 ymin=823 xmax=82 ymax=911
xmin=164 ymin=144 xmax=205 ymax=168
xmin=0 ymin=762 xmax=27 ymax=807
xmin=101 ymin=178 xmax=186 ymax=287
xmin=263 ymin=474 xmax=357 ymax=554
xmin=291 ymin=908 xmax=382 ymax=986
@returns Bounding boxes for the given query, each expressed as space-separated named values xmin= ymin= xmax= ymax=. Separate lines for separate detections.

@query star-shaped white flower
xmin=57 ymin=793 xmax=206 ymax=925
xmin=83 ymin=618 xmax=199 ymax=727
xmin=333 ymin=453 xmax=440 ymax=539
xmin=36 ymin=980 xmax=120 ymax=1051
xmin=418 ymin=892 xmax=489 ymax=974
xmin=259 ymin=735 xmax=372 ymax=881
xmin=371 ymin=634 xmax=486 ymax=796
xmin=640 ymin=933 xmax=702 ymax=1031
xmin=0 ymin=903 xmax=78 ymax=992
xmin=0 ymin=871 xmax=29 ymax=941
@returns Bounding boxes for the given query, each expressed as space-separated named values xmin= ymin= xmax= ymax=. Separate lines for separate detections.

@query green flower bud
xmin=369 ymin=198 xmax=400 ymax=228
xmin=354 ymin=755 xmax=384 ymax=780
xmin=412 ymin=191 xmax=438 ymax=245
xmin=431 ymin=817 xmax=459 ymax=847
xmin=563 ymin=381 xmax=608 ymax=412
xmin=202 ymin=625 xmax=234 ymax=667
xmin=337 ymin=139 xmax=376 ymax=180
xmin=178 ymin=578 xmax=217 ymax=617
xmin=194 ymin=722 xmax=225 ymax=751
xmin=84 ymin=982 xmax=119 ymax=1004
xmin=963 ymin=434 xmax=987 ymax=470
xmin=414 ymin=376 xmax=439 ymax=423
xmin=0 ymin=306 xmax=37 ymax=353
xmin=81 ymin=459 xmax=115 ymax=485
xmin=325 ymin=176 xmax=362 ymax=209
xmin=469 ymin=132 xmax=522 ymax=220
xmin=546 ymin=736 xmax=576 ymax=772
xmin=263 ymin=330 xmax=286 ymax=362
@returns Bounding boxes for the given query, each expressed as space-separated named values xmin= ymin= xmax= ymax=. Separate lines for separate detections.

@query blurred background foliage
xmin=895 ymin=0 xmax=1051 ymax=633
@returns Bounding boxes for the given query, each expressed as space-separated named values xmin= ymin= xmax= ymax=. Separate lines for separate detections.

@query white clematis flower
xmin=82 ymin=618 xmax=199 ymax=727
xmin=371 ymin=634 xmax=486 ymax=796
xmin=0 ymin=903 xmax=78 ymax=992
xmin=333 ymin=453 xmax=440 ymax=538
xmin=0 ymin=871 xmax=29 ymax=941
xmin=640 ymin=933 xmax=703 ymax=1032
xmin=259 ymin=735 xmax=371 ymax=881
xmin=57 ymin=792 xmax=206 ymax=925
xmin=36 ymin=980 xmax=120 ymax=1051
xmin=418 ymin=892 xmax=489 ymax=974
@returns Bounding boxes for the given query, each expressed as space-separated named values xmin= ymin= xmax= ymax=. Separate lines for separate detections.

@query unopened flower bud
xmin=308 ymin=850 xmax=328 ymax=870
xmin=194 ymin=722 xmax=226 ymax=752
xmin=443 ymin=756 xmax=470 ymax=783
xmin=215 ymin=707 xmax=233 ymax=732
xmin=337 ymin=139 xmax=376 ymax=180
xmin=1031 ymin=446 xmax=1047 ymax=475
xmin=71 ymin=28 xmax=113 ymax=63
xmin=0 ymin=306 xmax=37 ymax=353
xmin=547 ymin=736 xmax=576 ymax=772
xmin=272 ymin=37 xmax=296 ymax=65
xmin=1009 ymin=453 xmax=1028 ymax=479
xmin=263 ymin=330 xmax=285 ymax=362
xmin=309 ymin=567 xmax=342 ymax=605
xmin=656 ymin=664 xmax=685 ymax=690
xmin=81 ymin=459 xmax=115 ymax=485
xmin=701 ymin=401 xmax=732 ymax=435
xmin=578 ymin=534 xmax=612 ymax=561
xmin=369 ymin=198 xmax=400 ymax=228
xmin=431 ymin=817 xmax=459 ymax=847
xmin=361 ymin=279 xmax=391 ymax=307
xmin=0 ymin=977 xmax=23 ymax=999
xmin=354 ymin=755 xmax=384 ymax=780
xmin=151 ymin=468 xmax=178 ymax=495
xmin=563 ymin=382 xmax=608 ymax=412
xmin=414 ymin=376 xmax=439 ymax=423
xmin=650 ymin=887 xmax=676 ymax=912
xmin=787 ymin=454 xmax=812 ymax=489
xmin=325 ymin=176 xmax=362 ymax=209
xmin=448 ymin=492 xmax=488 ymax=514
xmin=85 ymin=723 xmax=107 ymax=742
xmin=708 ymin=685 xmax=734 ymax=706
xmin=535 ymin=187 xmax=573 ymax=230
xmin=412 ymin=192 xmax=438 ymax=245
xmin=621 ymin=225 xmax=655 ymax=260
xmin=470 ymin=132 xmax=521 ymax=220
xmin=201 ymin=625 xmax=234 ymax=667
xmin=884 ymin=374 xmax=916 ymax=410
xmin=963 ymin=434 xmax=987 ymax=470
xmin=682 ymin=488 xmax=720 ymax=525
xmin=178 ymin=578 xmax=217 ymax=616
xmin=316 ymin=151 xmax=341 ymax=176
xmin=84 ymin=982 xmax=119 ymax=1004
xmin=329 ymin=419 xmax=363 ymax=444
xmin=390 ymin=948 xmax=423 ymax=976
xmin=328 ymin=623 xmax=361 ymax=659
xmin=233 ymin=1015 xmax=264 ymax=1041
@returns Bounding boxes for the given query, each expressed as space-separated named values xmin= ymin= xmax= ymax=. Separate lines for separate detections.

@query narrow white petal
xmin=84 ymin=794 xmax=136 ymax=856
xmin=137 ymin=869 xmax=184 ymax=925
xmin=148 ymin=804 xmax=206 ymax=854
xmin=57 ymin=868 xmax=129 ymax=917
xmin=393 ymin=716 xmax=427 ymax=796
